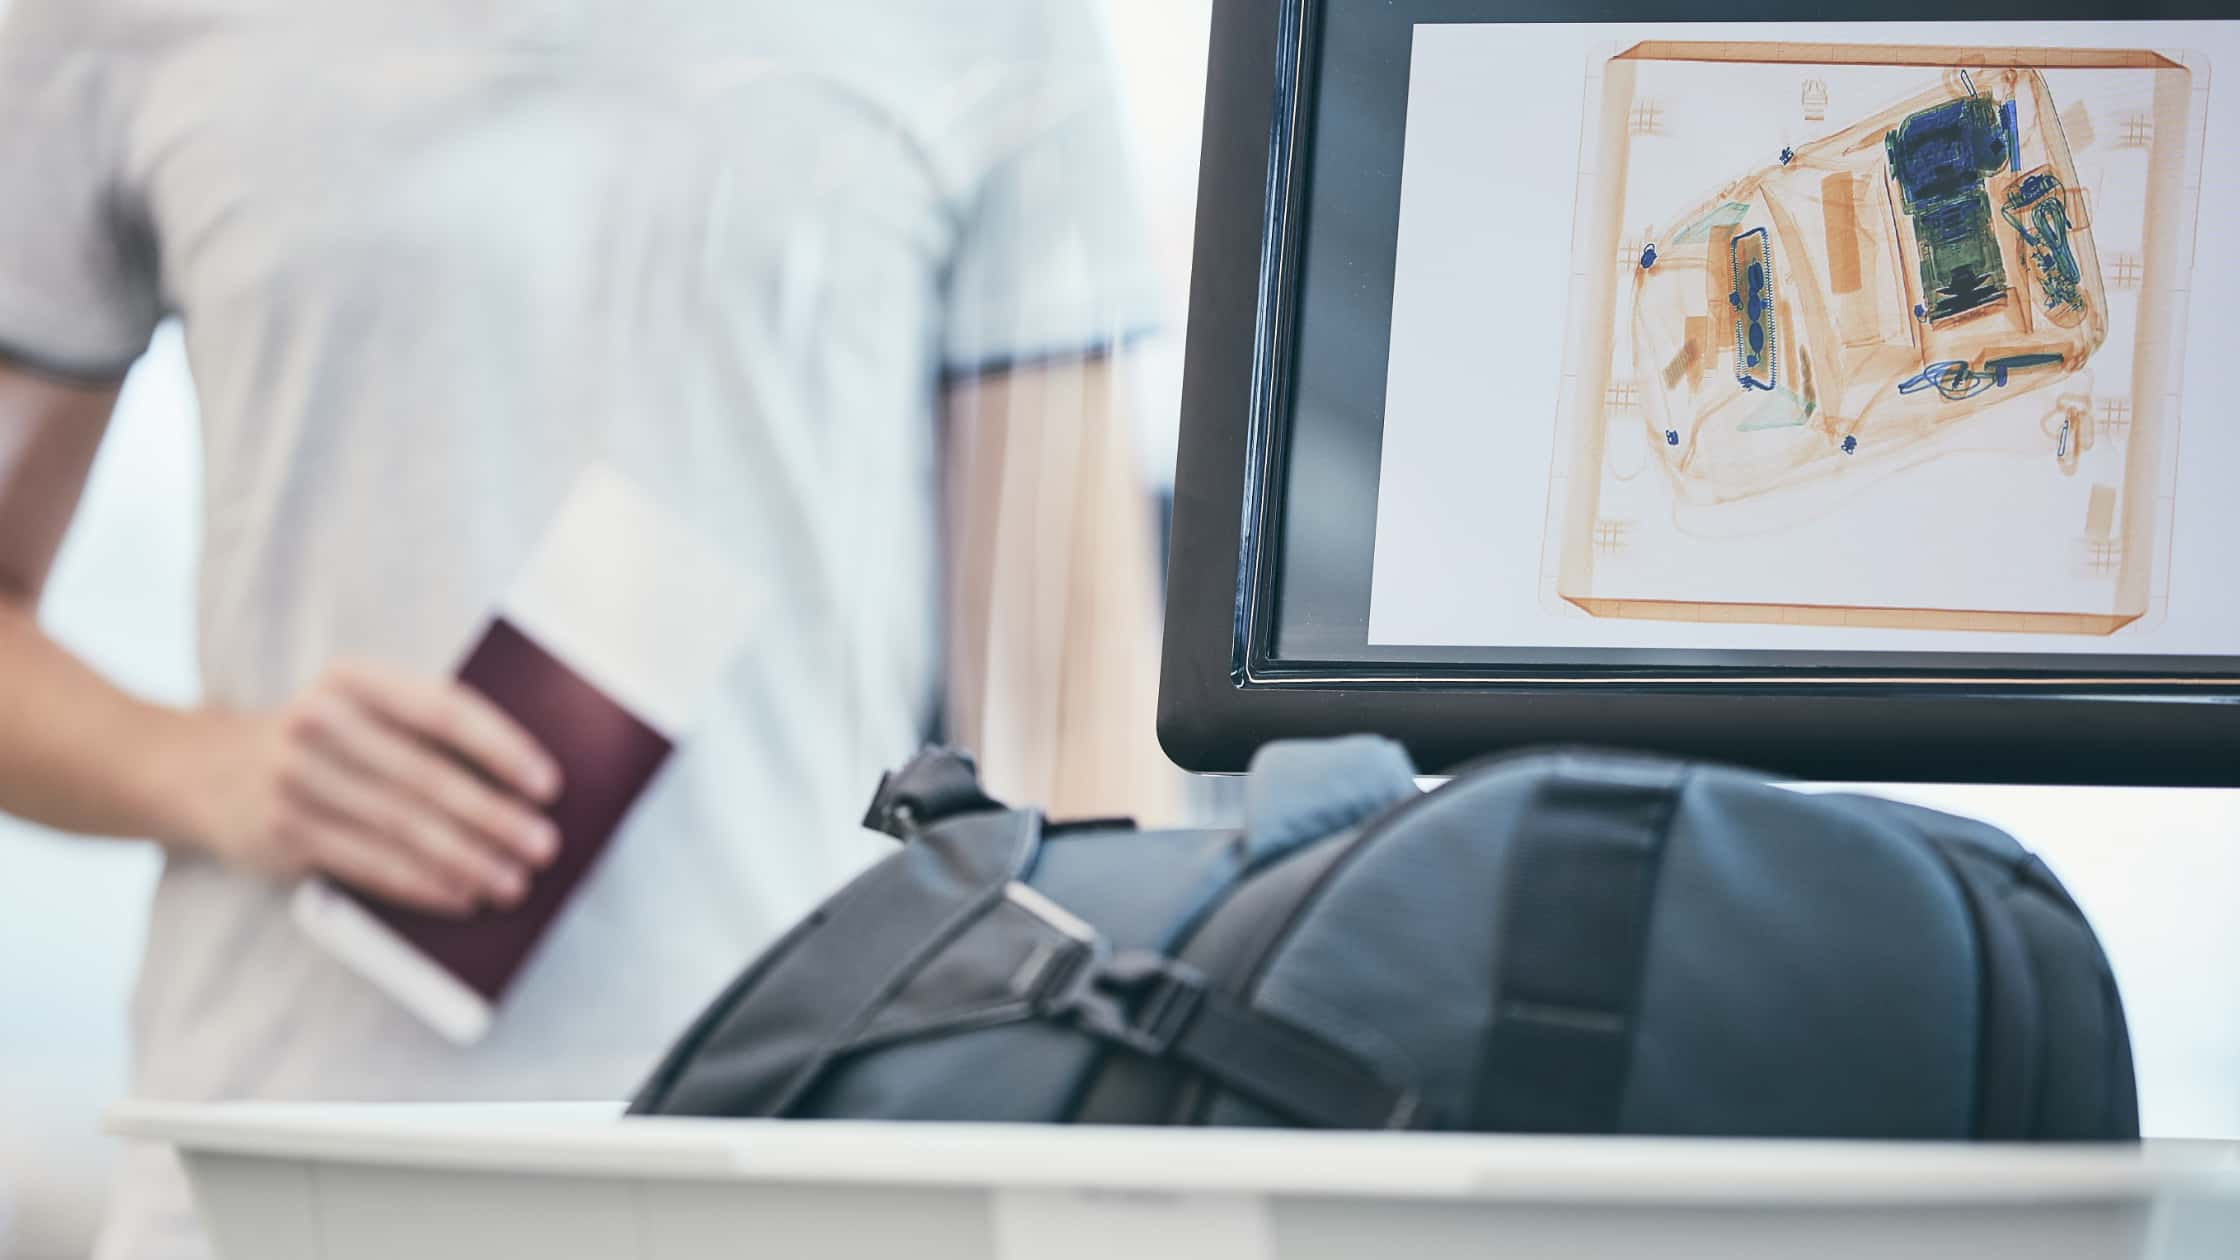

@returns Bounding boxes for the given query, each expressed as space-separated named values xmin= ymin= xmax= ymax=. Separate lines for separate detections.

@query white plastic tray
xmin=108 ymin=1103 xmax=2240 ymax=1260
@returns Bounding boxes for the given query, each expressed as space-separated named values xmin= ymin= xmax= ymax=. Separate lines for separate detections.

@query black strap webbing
xmin=1031 ymin=944 xmax=1421 ymax=1130
xmin=1472 ymin=761 xmax=1685 ymax=1133
xmin=1168 ymin=989 xmax=1422 ymax=1129
xmin=1068 ymin=824 xmax=1366 ymax=1128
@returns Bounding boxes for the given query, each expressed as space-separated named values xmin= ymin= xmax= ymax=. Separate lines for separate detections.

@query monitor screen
xmin=1356 ymin=18 xmax=2236 ymax=674
xmin=1160 ymin=0 xmax=2240 ymax=780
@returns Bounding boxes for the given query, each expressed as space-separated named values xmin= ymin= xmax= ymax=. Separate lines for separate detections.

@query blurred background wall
xmin=1 ymin=3 xmax=2233 ymax=1256
xmin=0 ymin=328 xmax=198 ymax=1258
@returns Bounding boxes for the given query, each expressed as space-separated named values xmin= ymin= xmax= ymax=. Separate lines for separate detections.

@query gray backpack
xmin=631 ymin=738 xmax=2137 ymax=1139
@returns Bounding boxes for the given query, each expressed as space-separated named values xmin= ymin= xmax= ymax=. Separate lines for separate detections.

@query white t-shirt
xmin=0 ymin=2 xmax=1159 ymax=1255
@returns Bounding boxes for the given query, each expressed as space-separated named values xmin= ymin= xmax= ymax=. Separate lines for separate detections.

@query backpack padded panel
xmin=1621 ymin=774 xmax=1978 ymax=1136
xmin=1212 ymin=758 xmax=1983 ymax=1136
xmin=1198 ymin=763 xmax=1550 ymax=1128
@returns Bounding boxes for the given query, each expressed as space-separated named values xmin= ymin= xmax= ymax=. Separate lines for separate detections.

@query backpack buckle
xmin=1027 ymin=943 xmax=1207 ymax=1058
xmin=1003 ymin=881 xmax=1208 ymax=1058
xmin=1082 ymin=951 xmax=1210 ymax=1057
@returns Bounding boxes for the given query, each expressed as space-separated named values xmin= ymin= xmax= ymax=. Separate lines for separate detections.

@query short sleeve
xmin=0 ymin=3 xmax=161 ymax=381
xmin=938 ymin=7 xmax=1164 ymax=376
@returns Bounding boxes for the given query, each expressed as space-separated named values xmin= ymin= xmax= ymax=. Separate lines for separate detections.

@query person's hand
xmin=187 ymin=660 xmax=563 ymax=916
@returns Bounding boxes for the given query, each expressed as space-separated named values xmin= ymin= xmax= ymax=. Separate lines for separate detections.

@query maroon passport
xmin=352 ymin=618 xmax=674 ymax=1003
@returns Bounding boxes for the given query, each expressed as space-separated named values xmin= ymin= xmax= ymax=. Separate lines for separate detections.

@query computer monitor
xmin=1159 ymin=0 xmax=2240 ymax=783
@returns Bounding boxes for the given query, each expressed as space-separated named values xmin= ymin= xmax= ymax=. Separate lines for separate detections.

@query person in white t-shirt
xmin=0 ymin=2 xmax=1176 ymax=1256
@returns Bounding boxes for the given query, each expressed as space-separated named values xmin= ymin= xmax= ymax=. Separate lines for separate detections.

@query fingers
xmin=276 ymin=739 xmax=531 ymax=908
xmin=278 ymin=808 xmax=478 ymax=918
xmin=294 ymin=686 xmax=560 ymax=874
xmin=326 ymin=659 xmax=562 ymax=803
xmin=262 ymin=659 xmax=567 ymax=916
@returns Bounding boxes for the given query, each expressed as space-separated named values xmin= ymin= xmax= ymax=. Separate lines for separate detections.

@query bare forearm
xmin=944 ymin=358 xmax=1181 ymax=825
xmin=0 ymin=597 xmax=223 ymax=848
xmin=2 ymin=365 xmax=558 ymax=911
xmin=0 ymin=366 xmax=220 ymax=848
xmin=1047 ymin=370 xmax=1176 ymax=824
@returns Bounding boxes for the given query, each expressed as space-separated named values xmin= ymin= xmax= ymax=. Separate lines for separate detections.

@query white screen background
xmin=1368 ymin=21 xmax=2240 ymax=658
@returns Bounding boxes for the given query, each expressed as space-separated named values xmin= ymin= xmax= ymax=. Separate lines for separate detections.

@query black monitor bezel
xmin=1159 ymin=0 xmax=2240 ymax=783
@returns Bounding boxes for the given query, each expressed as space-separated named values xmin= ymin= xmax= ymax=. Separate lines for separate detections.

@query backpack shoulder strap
xmin=632 ymin=759 xmax=1036 ymax=1116
xmin=1472 ymin=755 xmax=1690 ymax=1133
